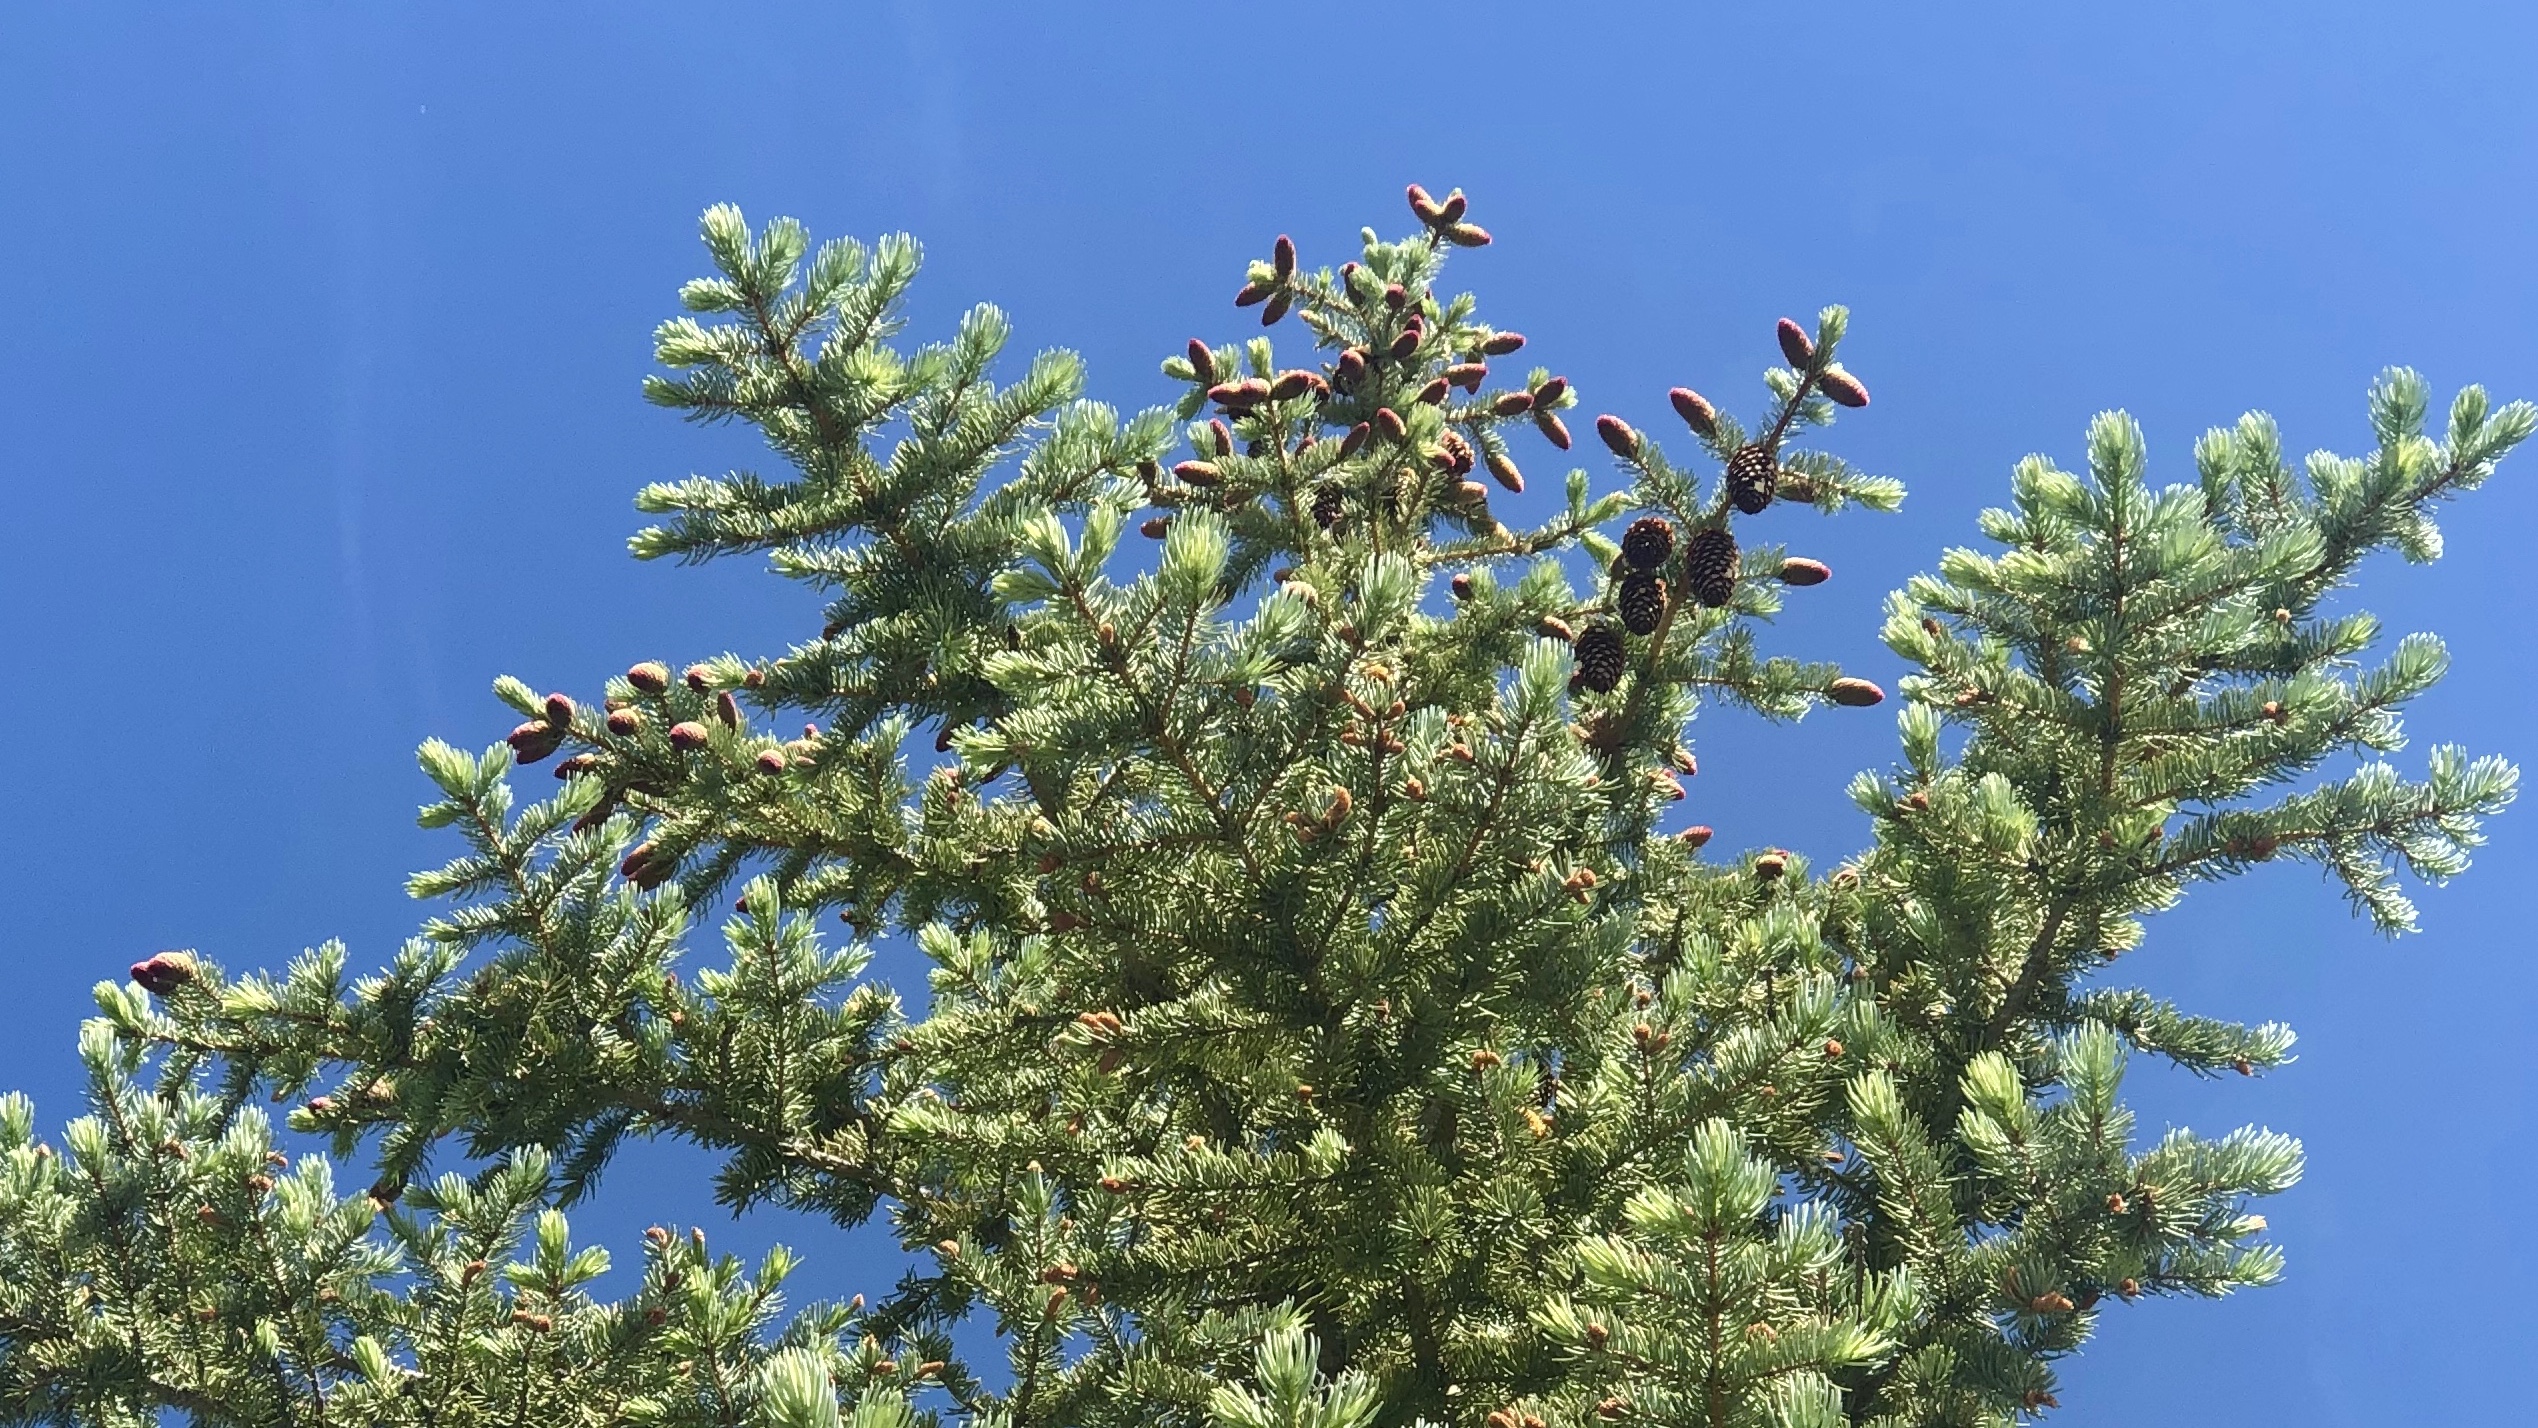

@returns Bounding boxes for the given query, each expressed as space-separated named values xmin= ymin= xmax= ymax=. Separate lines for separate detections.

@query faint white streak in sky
xmin=281 ymin=8 xmax=390 ymax=723
xmin=888 ymin=0 xmax=966 ymax=212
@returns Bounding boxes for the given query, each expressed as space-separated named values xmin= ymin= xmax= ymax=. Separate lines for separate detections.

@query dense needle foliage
xmin=0 ymin=189 xmax=2520 ymax=1428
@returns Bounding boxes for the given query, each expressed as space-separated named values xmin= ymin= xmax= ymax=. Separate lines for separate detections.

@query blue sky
xmin=3 ymin=4 xmax=2533 ymax=1422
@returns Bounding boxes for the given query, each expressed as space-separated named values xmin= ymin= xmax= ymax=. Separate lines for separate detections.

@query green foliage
xmin=1 ymin=191 xmax=2521 ymax=1427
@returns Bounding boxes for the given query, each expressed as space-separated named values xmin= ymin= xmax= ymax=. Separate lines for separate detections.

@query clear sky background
xmin=3 ymin=4 xmax=2533 ymax=1422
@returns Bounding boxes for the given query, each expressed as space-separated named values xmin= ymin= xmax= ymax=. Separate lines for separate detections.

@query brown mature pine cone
xmin=1686 ymin=528 xmax=1739 ymax=608
xmin=1618 ymin=572 xmax=1667 ymax=636
xmin=1725 ymin=444 xmax=1777 ymax=515
xmin=1573 ymin=623 xmax=1627 ymax=694
xmin=1621 ymin=516 xmax=1675 ymax=570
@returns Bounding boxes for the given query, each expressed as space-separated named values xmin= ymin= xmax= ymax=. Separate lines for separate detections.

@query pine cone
xmin=1485 ymin=450 xmax=1524 ymax=493
xmin=1621 ymin=516 xmax=1675 ymax=570
xmin=1208 ymin=380 xmax=1268 ymax=411
xmin=1595 ymin=415 xmax=1640 ymax=459
xmin=1267 ymin=369 xmax=1319 ymax=402
xmin=1776 ymin=317 xmax=1815 ymax=368
xmin=1492 ymin=391 xmax=1533 ymax=416
xmin=668 ymin=721 xmax=712 ymax=751
xmin=129 ymin=952 xmax=197 ymax=995
xmin=1335 ymin=349 xmax=1367 ymax=388
xmin=507 ymin=721 xmax=566 ymax=764
xmin=1312 ymin=484 xmax=1344 ymax=529
xmin=1573 ymin=623 xmax=1627 ymax=694
xmin=1618 ymin=572 xmax=1667 ymax=635
xmin=1669 ymin=387 xmax=1718 ymax=438
xmin=1818 ymin=367 xmax=1869 ymax=407
xmin=1450 ymin=573 xmax=1474 ymax=601
xmin=1778 ymin=557 xmax=1832 ymax=586
xmin=627 ymin=661 xmax=671 ymax=694
xmin=1272 ymin=234 xmax=1296 ymax=278
xmin=1535 ymin=411 xmax=1572 ymax=450
xmin=1185 ymin=339 xmax=1216 ymax=386
xmin=1481 ymin=331 xmax=1525 ymax=356
xmin=1686 ymin=528 xmax=1739 ymax=607
xmin=1725 ymin=444 xmax=1777 ymax=514
xmin=606 ymin=708 xmax=643 ymax=736
xmin=1827 ymin=678 xmax=1886 ymax=707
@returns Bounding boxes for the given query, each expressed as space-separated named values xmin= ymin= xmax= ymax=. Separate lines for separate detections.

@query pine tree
xmin=0 ymin=189 xmax=2522 ymax=1427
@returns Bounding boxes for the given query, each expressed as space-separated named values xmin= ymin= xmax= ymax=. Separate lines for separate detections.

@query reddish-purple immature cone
xmin=1776 ymin=317 xmax=1815 ymax=368
xmin=508 ymin=721 xmax=565 ymax=763
xmin=1819 ymin=368 xmax=1870 ymax=408
xmin=130 ymin=951 xmax=197 ymax=995
xmin=1595 ymin=415 xmax=1640 ymax=459
xmin=1827 ymin=678 xmax=1886 ymax=707
xmin=1669 ymin=387 xmax=1717 ymax=438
